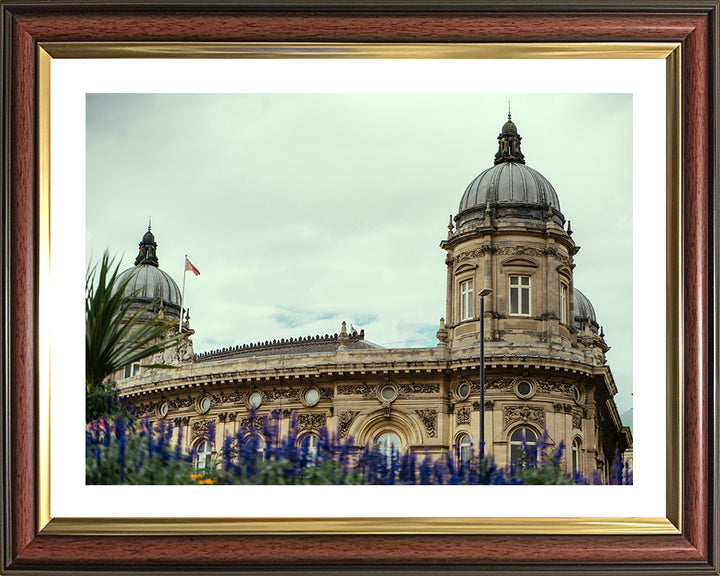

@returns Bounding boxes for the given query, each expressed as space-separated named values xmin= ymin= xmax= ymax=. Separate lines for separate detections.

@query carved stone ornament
xmin=572 ymin=411 xmax=583 ymax=430
xmin=484 ymin=400 xmax=495 ymax=410
xmin=191 ymin=419 xmax=214 ymax=439
xmin=456 ymin=407 xmax=472 ymax=425
xmin=339 ymin=410 xmax=360 ymax=438
xmin=536 ymin=380 xmax=575 ymax=398
xmin=297 ymin=413 xmax=327 ymax=432
xmin=399 ymin=382 xmax=440 ymax=395
xmin=209 ymin=391 xmax=244 ymax=405
xmin=483 ymin=378 xmax=514 ymax=392
xmin=262 ymin=388 xmax=301 ymax=402
xmin=168 ymin=396 xmax=194 ymax=410
xmin=503 ymin=405 xmax=545 ymax=430
xmin=415 ymin=409 xmax=438 ymax=438
xmin=239 ymin=415 xmax=264 ymax=432
xmin=337 ymin=384 xmax=377 ymax=397
xmin=553 ymin=402 xmax=573 ymax=414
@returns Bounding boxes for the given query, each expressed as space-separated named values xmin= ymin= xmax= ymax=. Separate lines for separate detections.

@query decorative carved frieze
xmin=297 ymin=413 xmax=327 ymax=432
xmin=262 ymin=388 xmax=301 ymax=402
xmin=319 ymin=387 xmax=334 ymax=399
xmin=168 ymin=396 xmax=194 ymax=410
xmin=339 ymin=410 xmax=360 ymax=438
xmin=208 ymin=391 xmax=244 ymax=405
xmin=454 ymin=245 xmax=570 ymax=266
xmin=482 ymin=378 xmax=513 ymax=392
xmin=456 ymin=407 xmax=471 ymax=425
xmin=415 ymin=409 xmax=438 ymax=438
xmin=337 ymin=384 xmax=376 ymax=397
xmin=536 ymin=380 xmax=574 ymax=397
xmin=503 ymin=405 xmax=545 ymax=430
xmin=399 ymin=382 xmax=440 ymax=395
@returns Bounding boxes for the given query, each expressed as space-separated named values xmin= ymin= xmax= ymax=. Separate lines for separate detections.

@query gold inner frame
xmin=37 ymin=42 xmax=682 ymax=536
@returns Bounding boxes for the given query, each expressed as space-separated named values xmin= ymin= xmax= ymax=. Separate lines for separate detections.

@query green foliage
xmin=86 ymin=419 xmax=194 ymax=485
xmin=515 ymin=459 xmax=576 ymax=485
xmin=86 ymin=252 xmax=184 ymax=420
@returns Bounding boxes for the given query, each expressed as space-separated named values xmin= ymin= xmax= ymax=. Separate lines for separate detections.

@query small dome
xmin=117 ymin=265 xmax=182 ymax=319
xmin=118 ymin=227 xmax=182 ymax=319
xmin=501 ymin=119 xmax=518 ymax=135
xmin=455 ymin=115 xmax=564 ymax=230
xmin=456 ymin=162 xmax=563 ymax=228
xmin=574 ymin=288 xmax=599 ymax=334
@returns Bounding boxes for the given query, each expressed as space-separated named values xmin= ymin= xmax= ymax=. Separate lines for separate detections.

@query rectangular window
xmin=460 ymin=279 xmax=474 ymax=321
xmin=123 ymin=363 xmax=141 ymax=378
xmin=509 ymin=275 xmax=531 ymax=316
xmin=560 ymin=283 xmax=569 ymax=324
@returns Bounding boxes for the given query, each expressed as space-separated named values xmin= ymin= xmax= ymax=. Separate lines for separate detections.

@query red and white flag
xmin=185 ymin=257 xmax=200 ymax=276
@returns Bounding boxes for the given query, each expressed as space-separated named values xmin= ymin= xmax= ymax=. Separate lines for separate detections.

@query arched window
xmin=195 ymin=439 xmax=213 ymax=470
xmin=457 ymin=434 xmax=472 ymax=464
xmin=509 ymin=427 xmax=538 ymax=467
xmin=572 ymin=438 xmax=581 ymax=474
xmin=299 ymin=433 xmax=319 ymax=462
xmin=376 ymin=431 xmax=401 ymax=466
xmin=246 ymin=435 xmax=266 ymax=458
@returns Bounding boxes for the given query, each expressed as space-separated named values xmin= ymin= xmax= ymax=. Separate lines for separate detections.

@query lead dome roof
xmin=116 ymin=227 xmax=182 ymax=319
xmin=573 ymin=288 xmax=599 ymax=334
xmin=455 ymin=114 xmax=565 ymax=229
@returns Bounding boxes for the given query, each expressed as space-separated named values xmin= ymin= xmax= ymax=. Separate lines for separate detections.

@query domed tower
xmin=117 ymin=225 xmax=183 ymax=320
xmin=440 ymin=113 xmax=579 ymax=348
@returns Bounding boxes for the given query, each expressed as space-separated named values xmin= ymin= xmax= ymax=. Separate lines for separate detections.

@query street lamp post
xmin=477 ymin=288 xmax=493 ymax=459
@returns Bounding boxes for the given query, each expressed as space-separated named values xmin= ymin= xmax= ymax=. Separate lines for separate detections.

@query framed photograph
xmin=1 ymin=1 xmax=717 ymax=574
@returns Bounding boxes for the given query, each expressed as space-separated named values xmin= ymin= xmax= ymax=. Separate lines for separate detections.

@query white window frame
xmin=572 ymin=438 xmax=581 ymax=474
xmin=560 ymin=282 xmax=569 ymax=324
xmin=509 ymin=427 xmax=538 ymax=468
xmin=195 ymin=439 xmax=213 ymax=470
xmin=459 ymin=279 xmax=474 ymax=321
xmin=123 ymin=362 xmax=141 ymax=378
xmin=509 ymin=275 xmax=532 ymax=316
xmin=457 ymin=434 xmax=472 ymax=464
xmin=377 ymin=431 xmax=402 ymax=467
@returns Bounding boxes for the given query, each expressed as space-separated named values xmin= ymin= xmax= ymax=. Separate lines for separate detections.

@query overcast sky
xmin=86 ymin=93 xmax=633 ymax=419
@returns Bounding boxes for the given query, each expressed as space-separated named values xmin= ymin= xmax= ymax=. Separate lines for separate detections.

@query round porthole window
xmin=303 ymin=388 xmax=320 ymax=407
xmin=456 ymin=382 xmax=471 ymax=401
xmin=514 ymin=379 xmax=535 ymax=399
xmin=197 ymin=396 xmax=211 ymax=414
xmin=248 ymin=391 xmax=262 ymax=409
xmin=572 ymin=386 xmax=582 ymax=404
xmin=378 ymin=383 xmax=398 ymax=403
xmin=158 ymin=401 xmax=169 ymax=418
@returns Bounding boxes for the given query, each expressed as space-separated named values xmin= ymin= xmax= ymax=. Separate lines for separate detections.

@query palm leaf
xmin=86 ymin=252 xmax=185 ymax=391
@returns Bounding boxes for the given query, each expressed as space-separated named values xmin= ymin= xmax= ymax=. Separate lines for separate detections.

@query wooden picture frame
xmin=1 ymin=1 xmax=717 ymax=573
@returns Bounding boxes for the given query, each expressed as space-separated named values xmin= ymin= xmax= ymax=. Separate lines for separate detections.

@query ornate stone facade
xmin=115 ymin=115 xmax=632 ymax=480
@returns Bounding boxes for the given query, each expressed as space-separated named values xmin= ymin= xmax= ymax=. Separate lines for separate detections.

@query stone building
xmin=115 ymin=114 xmax=632 ymax=480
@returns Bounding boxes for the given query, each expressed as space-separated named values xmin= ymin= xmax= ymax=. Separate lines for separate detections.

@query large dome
xmin=455 ymin=115 xmax=564 ymax=230
xmin=117 ymin=227 xmax=182 ymax=319
xmin=573 ymin=288 xmax=599 ymax=334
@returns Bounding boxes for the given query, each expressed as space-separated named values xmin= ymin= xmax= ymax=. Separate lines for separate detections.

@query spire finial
xmin=494 ymin=108 xmax=525 ymax=165
xmin=148 ymin=215 xmax=152 ymax=232
xmin=134 ymin=223 xmax=159 ymax=267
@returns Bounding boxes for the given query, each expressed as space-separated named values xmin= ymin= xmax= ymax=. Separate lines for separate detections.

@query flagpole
xmin=179 ymin=254 xmax=187 ymax=333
